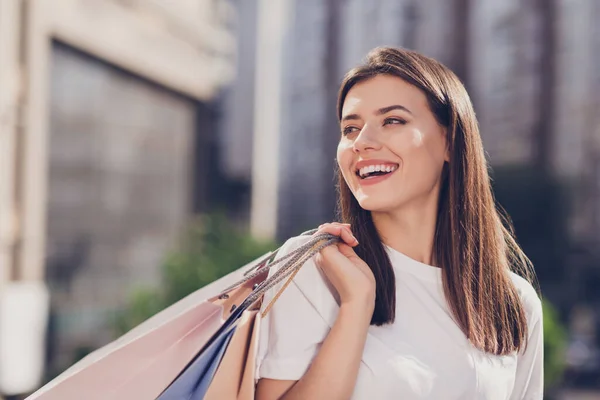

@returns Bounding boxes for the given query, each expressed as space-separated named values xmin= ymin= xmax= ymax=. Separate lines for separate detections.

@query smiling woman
xmin=338 ymin=75 xmax=449 ymax=212
xmin=255 ymin=47 xmax=543 ymax=400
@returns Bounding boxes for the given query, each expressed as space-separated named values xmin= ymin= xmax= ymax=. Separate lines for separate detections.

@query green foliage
xmin=115 ymin=213 xmax=278 ymax=335
xmin=113 ymin=287 xmax=165 ymax=337
xmin=542 ymin=299 xmax=567 ymax=389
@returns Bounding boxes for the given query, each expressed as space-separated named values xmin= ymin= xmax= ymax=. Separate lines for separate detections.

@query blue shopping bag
xmin=157 ymin=306 xmax=245 ymax=400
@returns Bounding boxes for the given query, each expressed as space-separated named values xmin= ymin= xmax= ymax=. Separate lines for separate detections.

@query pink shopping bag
xmin=27 ymin=252 xmax=273 ymax=400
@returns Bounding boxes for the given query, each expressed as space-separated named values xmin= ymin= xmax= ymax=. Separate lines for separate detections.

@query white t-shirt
xmin=255 ymin=235 xmax=544 ymax=399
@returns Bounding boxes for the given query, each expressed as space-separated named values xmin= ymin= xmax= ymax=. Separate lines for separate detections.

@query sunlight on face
xmin=337 ymin=74 xmax=449 ymax=212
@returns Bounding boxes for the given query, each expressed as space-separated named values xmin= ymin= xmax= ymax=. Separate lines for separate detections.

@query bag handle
xmin=216 ymin=230 xmax=339 ymax=315
xmin=240 ymin=234 xmax=338 ymax=313
xmin=240 ymin=229 xmax=322 ymax=279
xmin=261 ymin=262 xmax=302 ymax=318
xmin=219 ymin=229 xmax=331 ymax=295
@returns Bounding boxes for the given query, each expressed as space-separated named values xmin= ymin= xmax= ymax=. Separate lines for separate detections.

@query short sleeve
xmin=255 ymin=235 xmax=338 ymax=381
xmin=509 ymin=274 xmax=544 ymax=400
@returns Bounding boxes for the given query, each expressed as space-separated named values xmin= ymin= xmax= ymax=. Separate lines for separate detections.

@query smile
xmin=355 ymin=163 xmax=399 ymax=179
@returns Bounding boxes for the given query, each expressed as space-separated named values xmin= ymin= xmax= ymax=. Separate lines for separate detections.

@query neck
xmin=371 ymin=189 xmax=441 ymax=267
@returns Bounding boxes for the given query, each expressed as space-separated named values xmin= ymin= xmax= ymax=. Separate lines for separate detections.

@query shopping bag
xmin=105 ymin=269 xmax=269 ymax=399
xmin=27 ymin=252 xmax=275 ymax=400
xmin=157 ymin=324 xmax=237 ymax=400
xmin=157 ymin=232 xmax=337 ymax=400
xmin=27 ymin=230 xmax=338 ymax=400
xmin=110 ymin=232 xmax=331 ymax=400
xmin=203 ymin=309 xmax=260 ymax=400
xmin=157 ymin=309 xmax=243 ymax=399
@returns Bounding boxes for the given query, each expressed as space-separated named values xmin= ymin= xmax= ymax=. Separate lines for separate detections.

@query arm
xmin=256 ymin=223 xmax=375 ymax=400
xmin=256 ymin=300 xmax=372 ymax=400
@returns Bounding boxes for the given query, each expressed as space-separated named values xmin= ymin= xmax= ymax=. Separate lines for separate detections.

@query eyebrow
xmin=341 ymin=104 xmax=412 ymax=122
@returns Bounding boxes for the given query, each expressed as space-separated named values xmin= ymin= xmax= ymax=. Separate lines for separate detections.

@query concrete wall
xmin=0 ymin=0 xmax=235 ymax=383
xmin=0 ymin=0 xmax=22 ymax=285
xmin=0 ymin=0 xmax=235 ymax=286
xmin=45 ymin=44 xmax=200 ymax=368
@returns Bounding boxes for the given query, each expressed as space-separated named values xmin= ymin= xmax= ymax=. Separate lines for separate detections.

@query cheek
xmin=395 ymin=128 xmax=445 ymax=175
xmin=408 ymin=130 xmax=446 ymax=172
xmin=411 ymin=130 xmax=424 ymax=147
xmin=337 ymin=140 xmax=355 ymax=185
xmin=388 ymin=127 xmax=426 ymax=159
xmin=336 ymin=140 xmax=352 ymax=168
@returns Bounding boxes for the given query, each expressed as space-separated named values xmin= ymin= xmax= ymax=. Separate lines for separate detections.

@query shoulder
xmin=508 ymin=271 xmax=543 ymax=325
xmin=266 ymin=233 xmax=340 ymax=323
xmin=274 ymin=234 xmax=328 ymax=290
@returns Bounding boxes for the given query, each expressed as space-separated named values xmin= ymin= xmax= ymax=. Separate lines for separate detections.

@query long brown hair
xmin=336 ymin=47 xmax=536 ymax=355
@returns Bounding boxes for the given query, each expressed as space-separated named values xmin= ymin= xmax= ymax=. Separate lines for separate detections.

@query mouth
xmin=355 ymin=163 xmax=399 ymax=180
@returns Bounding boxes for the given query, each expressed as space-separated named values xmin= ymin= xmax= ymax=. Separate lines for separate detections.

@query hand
xmin=313 ymin=223 xmax=376 ymax=312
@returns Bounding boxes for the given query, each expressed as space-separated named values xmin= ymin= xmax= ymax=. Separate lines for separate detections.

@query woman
xmin=254 ymin=47 xmax=543 ymax=400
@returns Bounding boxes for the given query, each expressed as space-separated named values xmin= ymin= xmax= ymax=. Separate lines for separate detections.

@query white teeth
xmin=358 ymin=164 xmax=398 ymax=178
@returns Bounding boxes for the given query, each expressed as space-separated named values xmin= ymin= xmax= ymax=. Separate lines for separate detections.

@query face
xmin=337 ymin=74 xmax=449 ymax=212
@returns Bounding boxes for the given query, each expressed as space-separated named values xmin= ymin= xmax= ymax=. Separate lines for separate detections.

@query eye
xmin=383 ymin=117 xmax=407 ymax=126
xmin=342 ymin=125 xmax=360 ymax=136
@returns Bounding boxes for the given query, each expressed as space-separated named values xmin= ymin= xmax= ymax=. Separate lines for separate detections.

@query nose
xmin=353 ymin=125 xmax=382 ymax=153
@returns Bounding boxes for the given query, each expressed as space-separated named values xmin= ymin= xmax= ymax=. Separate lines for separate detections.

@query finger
xmin=335 ymin=225 xmax=359 ymax=246
xmin=317 ymin=222 xmax=354 ymax=237
xmin=318 ymin=245 xmax=350 ymax=275
xmin=316 ymin=224 xmax=357 ymax=246
xmin=337 ymin=244 xmax=366 ymax=266
xmin=315 ymin=223 xmax=356 ymax=246
xmin=335 ymin=224 xmax=358 ymax=246
xmin=314 ymin=223 xmax=343 ymax=236
xmin=319 ymin=244 xmax=361 ymax=275
xmin=317 ymin=222 xmax=351 ymax=231
xmin=337 ymin=242 xmax=358 ymax=258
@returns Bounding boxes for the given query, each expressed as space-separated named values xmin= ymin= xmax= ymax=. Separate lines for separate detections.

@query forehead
xmin=341 ymin=74 xmax=428 ymax=116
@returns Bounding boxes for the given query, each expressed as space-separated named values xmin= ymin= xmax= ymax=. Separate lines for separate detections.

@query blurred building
xmin=0 ymin=0 xmax=234 ymax=391
xmin=236 ymin=0 xmax=600 ymax=243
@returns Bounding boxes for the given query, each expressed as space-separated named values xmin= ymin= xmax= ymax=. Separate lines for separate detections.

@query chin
xmin=355 ymin=196 xmax=394 ymax=212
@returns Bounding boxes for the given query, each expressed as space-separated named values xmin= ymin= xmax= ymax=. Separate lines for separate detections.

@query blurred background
xmin=0 ymin=0 xmax=598 ymax=399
